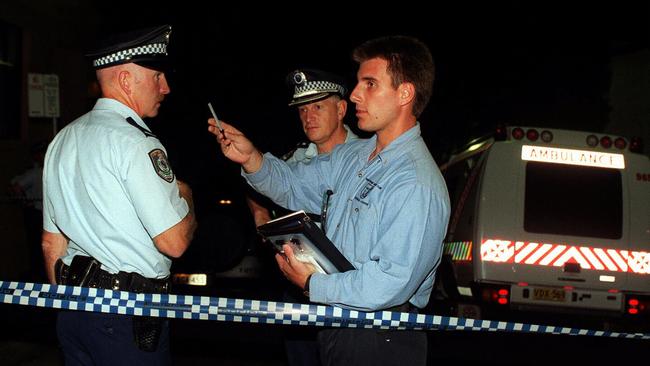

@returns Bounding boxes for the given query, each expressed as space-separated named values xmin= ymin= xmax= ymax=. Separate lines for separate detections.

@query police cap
xmin=86 ymin=25 xmax=172 ymax=71
xmin=286 ymin=69 xmax=347 ymax=107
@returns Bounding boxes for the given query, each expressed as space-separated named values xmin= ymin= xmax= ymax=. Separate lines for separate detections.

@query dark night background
xmin=1 ymin=3 xmax=649 ymax=365
xmin=134 ymin=2 xmax=648 ymax=271
xmin=4 ymin=1 xmax=646 ymax=271
xmin=110 ymin=2 xmax=647 ymax=180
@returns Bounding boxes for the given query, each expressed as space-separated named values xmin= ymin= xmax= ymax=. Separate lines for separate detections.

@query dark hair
xmin=352 ymin=35 xmax=434 ymax=118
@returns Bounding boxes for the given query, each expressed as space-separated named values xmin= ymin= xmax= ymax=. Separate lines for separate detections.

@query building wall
xmin=0 ymin=2 xmax=99 ymax=279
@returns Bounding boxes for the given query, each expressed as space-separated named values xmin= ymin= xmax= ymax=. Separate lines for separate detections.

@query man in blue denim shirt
xmin=209 ymin=36 xmax=450 ymax=366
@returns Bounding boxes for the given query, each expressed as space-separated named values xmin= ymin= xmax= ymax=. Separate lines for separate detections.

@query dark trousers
xmin=283 ymin=288 xmax=321 ymax=366
xmin=285 ymin=325 xmax=321 ymax=366
xmin=317 ymin=328 xmax=427 ymax=366
xmin=57 ymin=310 xmax=171 ymax=366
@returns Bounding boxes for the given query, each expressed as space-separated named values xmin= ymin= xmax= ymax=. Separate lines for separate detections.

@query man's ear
xmin=398 ymin=83 xmax=415 ymax=106
xmin=118 ymin=70 xmax=131 ymax=94
xmin=337 ymin=99 xmax=348 ymax=119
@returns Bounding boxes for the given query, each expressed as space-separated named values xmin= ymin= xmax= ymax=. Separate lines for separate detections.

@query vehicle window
xmin=524 ymin=162 xmax=622 ymax=239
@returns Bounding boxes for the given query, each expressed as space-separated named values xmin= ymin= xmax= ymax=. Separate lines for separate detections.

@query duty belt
xmin=55 ymin=256 xmax=170 ymax=294
xmin=385 ymin=302 xmax=420 ymax=314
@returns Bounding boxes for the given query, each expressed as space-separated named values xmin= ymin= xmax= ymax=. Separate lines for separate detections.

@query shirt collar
xmin=93 ymin=98 xmax=152 ymax=132
xmin=343 ymin=124 xmax=358 ymax=142
xmin=306 ymin=124 xmax=359 ymax=158
xmin=357 ymin=122 xmax=422 ymax=164
xmin=303 ymin=143 xmax=318 ymax=159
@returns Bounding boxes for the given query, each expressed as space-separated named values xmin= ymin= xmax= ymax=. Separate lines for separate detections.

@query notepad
xmin=256 ymin=210 xmax=354 ymax=274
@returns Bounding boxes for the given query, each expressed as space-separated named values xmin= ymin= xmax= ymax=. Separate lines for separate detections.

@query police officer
xmin=42 ymin=24 xmax=196 ymax=365
xmin=245 ymin=69 xmax=358 ymax=366
xmin=247 ymin=68 xmax=359 ymax=227
xmin=282 ymin=69 xmax=358 ymax=164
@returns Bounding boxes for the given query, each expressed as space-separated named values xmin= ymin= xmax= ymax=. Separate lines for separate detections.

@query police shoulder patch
xmin=148 ymin=149 xmax=174 ymax=183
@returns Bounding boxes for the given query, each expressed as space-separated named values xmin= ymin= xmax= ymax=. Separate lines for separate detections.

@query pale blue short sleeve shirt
xmin=43 ymin=98 xmax=189 ymax=278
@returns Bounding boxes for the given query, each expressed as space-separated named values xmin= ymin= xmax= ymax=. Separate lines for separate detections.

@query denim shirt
xmin=246 ymin=123 xmax=450 ymax=311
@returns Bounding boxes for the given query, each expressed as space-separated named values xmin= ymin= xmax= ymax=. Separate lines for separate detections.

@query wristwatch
xmin=303 ymin=274 xmax=312 ymax=297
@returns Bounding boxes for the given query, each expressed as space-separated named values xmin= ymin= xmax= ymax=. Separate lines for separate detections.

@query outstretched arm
xmin=207 ymin=119 xmax=263 ymax=173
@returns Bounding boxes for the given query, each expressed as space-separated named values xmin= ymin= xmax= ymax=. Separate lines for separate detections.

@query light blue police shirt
xmin=284 ymin=124 xmax=359 ymax=164
xmin=245 ymin=123 xmax=451 ymax=311
xmin=43 ymin=98 xmax=189 ymax=278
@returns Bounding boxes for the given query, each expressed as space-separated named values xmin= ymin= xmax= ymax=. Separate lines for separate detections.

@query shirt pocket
xmin=348 ymin=196 xmax=379 ymax=260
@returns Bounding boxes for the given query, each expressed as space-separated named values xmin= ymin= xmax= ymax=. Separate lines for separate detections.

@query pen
xmin=207 ymin=102 xmax=225 ymax=135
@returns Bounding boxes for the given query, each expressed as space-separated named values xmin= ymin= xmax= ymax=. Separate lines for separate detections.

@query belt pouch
xmin=133 ymin=316 xmax=163 ymax=352
xmin=67 ymin=256 xmax=101 ymax=286
xmin=55 ymin=259 xmax=66 ymax=284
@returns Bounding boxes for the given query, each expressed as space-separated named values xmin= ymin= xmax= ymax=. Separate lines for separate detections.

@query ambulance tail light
xmin=526 ymin=129 xmax=539 ymax=142
xmin=512 ymin=127 xmax=525 ymax=140
xmin=625 ymin=295 xmax=650 ymax=316
xmin=497 ymin=288 xmax=509 ymax=305
xmin=629 ymin=137 xmax=644 ymax=153
xmin=481 ymin=286 xmax=510 ymax=306
xmin=627 ymin=298 xmax=639 ymax=315
xmin=600 ymin=136 xmax=612 ymax=149
xmin=614 ymin=137 xmax=627 ymax=150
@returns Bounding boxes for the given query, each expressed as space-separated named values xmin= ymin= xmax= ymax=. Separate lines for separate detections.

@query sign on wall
xmin=28 ymin=73 xmax=60 ymax=118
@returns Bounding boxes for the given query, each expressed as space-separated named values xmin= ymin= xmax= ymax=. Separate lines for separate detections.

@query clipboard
xmin=256 ymin=210 xmax=354 ymax=274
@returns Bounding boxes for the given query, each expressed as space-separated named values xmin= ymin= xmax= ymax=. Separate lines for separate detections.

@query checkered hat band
xmin=294 ymin=81 xmax=345 ymax=98
xmin=93 ymin=43 xmax=167 ymax=67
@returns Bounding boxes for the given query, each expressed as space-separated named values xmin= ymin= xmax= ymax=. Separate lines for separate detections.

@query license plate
xmin=532 ymin=287 xmax=566 ymax=302
xmin=172 ymin=273 xmax=207 ymax=286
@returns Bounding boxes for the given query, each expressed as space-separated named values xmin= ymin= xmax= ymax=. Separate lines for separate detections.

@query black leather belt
xmin=386 ymin=302 xmax=420 ymax=314
xmin=55 ymin=256 xmax=170 ymax=294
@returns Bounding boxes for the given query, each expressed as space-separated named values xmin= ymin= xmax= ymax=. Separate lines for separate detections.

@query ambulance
xmin=435 ymin=126 xmax=649 ymax=322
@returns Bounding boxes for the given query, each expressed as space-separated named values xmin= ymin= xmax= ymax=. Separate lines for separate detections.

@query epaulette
xmin=281 ymin=141 xmax=310 ymax=161
xmin=126 ymin=117 xmax=157 ymax=138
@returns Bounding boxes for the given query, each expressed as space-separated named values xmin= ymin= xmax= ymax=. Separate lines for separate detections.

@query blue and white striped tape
xmin=1 ymin=281 xmax=648 ymax=339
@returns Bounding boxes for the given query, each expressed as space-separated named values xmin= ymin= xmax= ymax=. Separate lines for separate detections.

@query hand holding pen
xmin=208 ymin=102 xmax=225 ymax=138
xmin=206 ymin=104 xmax=263 ymax=173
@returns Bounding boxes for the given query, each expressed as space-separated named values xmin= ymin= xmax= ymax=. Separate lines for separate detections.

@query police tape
xmin=1 ymin=281 xmax=648 ymax=339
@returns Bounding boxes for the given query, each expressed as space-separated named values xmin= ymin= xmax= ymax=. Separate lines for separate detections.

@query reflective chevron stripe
xmin=481 ymin=239 xmax=650 ymax=274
